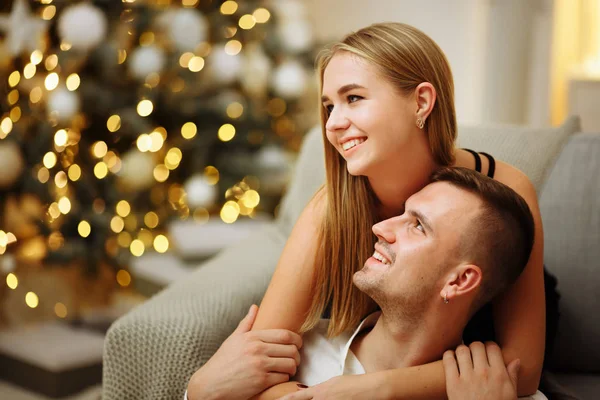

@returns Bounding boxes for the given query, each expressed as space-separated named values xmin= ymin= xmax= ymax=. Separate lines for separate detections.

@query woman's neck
xmin=368 ymin=147 xmax=440 ymax=220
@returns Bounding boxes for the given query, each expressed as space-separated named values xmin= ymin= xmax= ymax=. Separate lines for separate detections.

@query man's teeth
xmin=342 ymin=138 xmax=366 ymax=151
xmin=373 ymin=250 xmax=390 ymax=265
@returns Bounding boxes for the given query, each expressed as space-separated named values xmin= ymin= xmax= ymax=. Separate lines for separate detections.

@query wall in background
xmin=305 ymin=0 xmax=554 ymax=127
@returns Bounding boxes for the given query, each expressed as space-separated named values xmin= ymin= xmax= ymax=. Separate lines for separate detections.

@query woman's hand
xmin=443 ymin=342 xmax=520 ymax=400
xmin=187 ymin=305 xmax=303 ymax=400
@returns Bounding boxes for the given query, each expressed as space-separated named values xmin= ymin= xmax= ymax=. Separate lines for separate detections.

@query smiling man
xmin=187 ymin=167 xmax=547 ymax=400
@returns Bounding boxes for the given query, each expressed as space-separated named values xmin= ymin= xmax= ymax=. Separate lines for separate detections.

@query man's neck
xmin=351 ymin=308 xmax=465 ymax=373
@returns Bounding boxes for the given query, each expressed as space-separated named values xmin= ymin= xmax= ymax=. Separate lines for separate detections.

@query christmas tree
xmin=0 ymin=0 xmax=317 ymax=322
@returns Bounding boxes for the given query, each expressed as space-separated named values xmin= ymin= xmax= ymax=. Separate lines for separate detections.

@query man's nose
xmin=325 ymin=107 xmax=350 ymax=132
xmin=372 ymin=219 xmax=397 ymax=244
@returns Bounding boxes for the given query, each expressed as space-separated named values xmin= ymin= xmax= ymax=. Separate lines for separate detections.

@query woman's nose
xmin=325 ymin=107 xmax=350 ymax=132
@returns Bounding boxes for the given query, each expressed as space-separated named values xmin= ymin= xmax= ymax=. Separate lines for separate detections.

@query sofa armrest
xmin=102 ymin=224 xmax=286 ymax=400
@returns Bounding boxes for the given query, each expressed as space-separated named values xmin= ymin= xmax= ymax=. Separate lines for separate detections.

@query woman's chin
xmin=345 ymin=162 xmax=369 ymax=177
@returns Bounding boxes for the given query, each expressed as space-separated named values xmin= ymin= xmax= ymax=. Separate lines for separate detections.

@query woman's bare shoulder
xmin=492 ymin=161 xmax=537 ymax=203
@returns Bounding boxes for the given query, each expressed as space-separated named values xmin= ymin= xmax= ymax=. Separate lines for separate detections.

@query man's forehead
xmin=405 ymin=182 xmax=480 ymax=222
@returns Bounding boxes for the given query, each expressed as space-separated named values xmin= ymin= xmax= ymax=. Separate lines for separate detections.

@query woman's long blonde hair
xmin=301 ymin=22 xmax=458 ymax=337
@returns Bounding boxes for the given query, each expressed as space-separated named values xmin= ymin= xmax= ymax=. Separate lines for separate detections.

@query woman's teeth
xmin=373 ymin=250 xmax=390 ymax=265
xmin=342 ymin=138 xmax=366 ymax=151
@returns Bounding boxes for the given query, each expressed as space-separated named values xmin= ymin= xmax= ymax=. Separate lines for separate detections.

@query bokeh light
xmin=6 ymin=273 xmax=18 ymax=289
xmin=153 ymin=235 xmax=169 ymax=253
xmin=116 ymin=269 xmax=132 ymax=286
xmin=55 ymin=303 xmax=68 ymax=318
xmin=66 ymin=74 xmax=80 ymax=91
xmin=45 ymin=73 xmax=59 ymax=90
xmin=68 ymin=164 xmax=81 ymax=181
xmin=78 ymin=221 xmax=91 ymax=237
xmin=107 ymin=115 xmax=121 ymax=132
xmin=239 ymin=15 xmax=256 ymax=30
xmin=253 ymin=8 xmax=270 ymax=23
xmin=43 ymin=152 xmax=57 ymax=168
xmin=220 ymin=201 xmax=240 ymax=223
xmin=116 ymin=200 xmax=131 ymax=217
xmin=218 ymin=124 xmax=236 ymax=141
xmin=25 ymin=292 xmax=39 ymax=308
xmin=220 ymin=1 xmax=238 ymax=15
xmin=130 ymin=240 xmax=145 ymax=257
xmin=181 ymin=122 xmax=197 ymax=139
xmin=137 ymin=100 xmax=153 ymax=117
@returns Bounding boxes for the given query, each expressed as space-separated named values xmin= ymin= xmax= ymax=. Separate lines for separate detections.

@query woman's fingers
xmin=454 ymin=344 xmax=473 ymax=375
xmin=267 ymin=357 xmax=298 ymax=376
xmin=265 ymin=343 xmax=301 ymax=365
xmin=254 ymin=329 xmax=303 ymax=349
xmin=469 ymin=341 xmax=489 ymax=371
xmin=485 ymin=341 xmax=506 ymax=370
xmin=442 ymin=350 xmax=460 ymax=382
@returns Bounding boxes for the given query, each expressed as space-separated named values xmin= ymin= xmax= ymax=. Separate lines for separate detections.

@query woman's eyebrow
xmin=321 ymin=83 xmax=366 ymax=103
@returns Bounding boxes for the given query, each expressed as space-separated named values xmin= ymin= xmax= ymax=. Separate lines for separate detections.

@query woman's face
xmin=321 ymin=52 xmax=419 ymax=176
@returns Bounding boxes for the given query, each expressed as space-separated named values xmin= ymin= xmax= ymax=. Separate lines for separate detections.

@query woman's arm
xmin=252 ymin=189 xmax=327 ymax=332
xmin=491 ymin=165 xmax=546 ymax=396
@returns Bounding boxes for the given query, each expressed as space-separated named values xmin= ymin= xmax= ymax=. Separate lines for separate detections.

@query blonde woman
xmin=187 ymin=22 xmax=545 ymax=400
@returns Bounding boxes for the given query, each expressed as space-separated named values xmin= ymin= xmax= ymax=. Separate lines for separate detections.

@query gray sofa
xmin=102 ymin=116 xmax=600 ymax=400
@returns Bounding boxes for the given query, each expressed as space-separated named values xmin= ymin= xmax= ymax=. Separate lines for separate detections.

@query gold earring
xmin=416 ymin=118 xmax=424 ymax=129
xmin=443 ymin=292 xmax=449 ymax=304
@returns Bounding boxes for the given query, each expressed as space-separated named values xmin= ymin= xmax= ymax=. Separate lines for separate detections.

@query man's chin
xmin=353 ymin=267 xmax=380 ymax=293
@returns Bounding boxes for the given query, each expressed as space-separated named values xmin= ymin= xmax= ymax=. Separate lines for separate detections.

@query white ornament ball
xmin=57 ymin=3 xmax=107 ymax=51
xmin=257 ymin=145 xmax=289 ymax=171
xmin=271 ymin=61 xmax=308 ymax=98
xmin=0 ymin=141 xmax=25 ymax=189
xmin=184 ymin=175 xmax=218 ymax=209
xmin=47 ymin=88 xmax=80 ymax=122
xmin=210 ymin=45 xmax=243 ymax=84
xmin=278 ymin=19 xmax=313 ymax=53
xmin=169 ymin=8 xmax=208 ymax=52
xmin=242 ymin=46 xmax=272 ymax=97
xmin=129 ymin=46 xmax=167 ymax=80
xmin=118 ymin=150 xmax=156 ymax=191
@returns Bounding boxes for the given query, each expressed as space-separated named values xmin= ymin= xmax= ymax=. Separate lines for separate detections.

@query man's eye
xmin=415 ymin=221 xmax=425 ymax=233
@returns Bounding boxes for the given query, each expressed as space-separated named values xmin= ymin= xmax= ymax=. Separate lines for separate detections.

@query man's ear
xmin=440 ymin=264 xmax=482 ymax=302
xmin=415 ymin=82 xmax=436 ymax=121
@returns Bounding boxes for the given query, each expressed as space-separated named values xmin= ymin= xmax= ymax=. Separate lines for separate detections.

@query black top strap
xmin=463 ymin=148 xmax=482 ymax=173
xmin=480 ymin=152 xmax=496 ymax=178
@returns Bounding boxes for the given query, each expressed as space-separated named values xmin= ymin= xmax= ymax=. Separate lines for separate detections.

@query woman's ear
xmin=415 ymin=82 xmax=436 ymax=121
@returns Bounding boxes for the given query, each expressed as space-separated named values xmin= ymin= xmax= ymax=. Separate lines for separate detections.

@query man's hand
xmin=279 ymin=374 xmax=386 ymax=400
xmin=187 ymin=305 xmax=303 ymax=400
xmin=443 ymin=342 xmax=520 ymax=400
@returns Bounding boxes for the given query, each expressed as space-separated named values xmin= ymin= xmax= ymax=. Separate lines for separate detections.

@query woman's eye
xmin=325 ymin=104 xmax=333 ymax=114
xmin=348 ymin=95 xmax=361 ymax=103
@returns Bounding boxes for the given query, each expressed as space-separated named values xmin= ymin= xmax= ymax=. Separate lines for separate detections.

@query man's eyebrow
xmin=408 ymin=209 xmax=434 ymax=233
xmin=321 ymin=83 xmax=366 ymax=103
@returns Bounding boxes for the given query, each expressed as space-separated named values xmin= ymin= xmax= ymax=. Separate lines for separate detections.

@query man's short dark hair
xmin=430 ymin=167 xmax=535 ymax=309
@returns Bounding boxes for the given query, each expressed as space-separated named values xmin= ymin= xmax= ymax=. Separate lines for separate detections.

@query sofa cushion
xmin=540 ymin=133 xmax=600 ymax=374
xmin=457 ymin=116 xmax=580 ymax=193
xmin=549 ymin=372 xmax=600 ymax=400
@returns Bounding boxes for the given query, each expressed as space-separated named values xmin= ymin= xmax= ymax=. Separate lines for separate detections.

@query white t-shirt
xmin=185 ymin=312 xmax=547 ymax=399
xmin=296 ymin=312 xmax=548 ymax=400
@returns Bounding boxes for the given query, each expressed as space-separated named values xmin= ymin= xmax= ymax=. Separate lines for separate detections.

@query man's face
xmin=353 ymin=182 xmax=482 ymax=318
